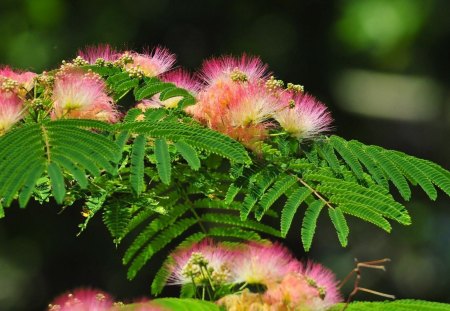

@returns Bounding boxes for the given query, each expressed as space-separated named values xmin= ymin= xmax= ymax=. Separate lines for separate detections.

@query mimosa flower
xmin=125 ymin=47 xmax=176 ymax=77
xmin=300 ymin=261 xmax=342 ymax=307
xmin=231 ymin=242 xmax=301 ymax=285
xmin=188 ymin=82 xmax=279 ymax=148
xmin=0 ymin=66 xmax=36 ymax=91
xmin=166 ymin=239 xmax=235 ymax=286
xmin=77 ymin=44 xmax=120 ymax=64
xmin=199 ymin=55 xmax=269 ymax=85
xmin=0 ymin=90 xmax=24 ymax=135
xmin=216 ymin=289 xmax=271 ymax=311
xmin=52 ymin=69 xmax=119 ymax=122
xmin=275 ymin=92 xmax=332 ymax=139
xmin=137 ymin=69 xmax=200 ymax=109
xmin=263 ymin=271 xmax=341 ymax=311
xmin=48 ymin=288 xmax=113 ymax=311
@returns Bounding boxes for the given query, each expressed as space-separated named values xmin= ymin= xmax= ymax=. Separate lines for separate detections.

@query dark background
xmin=0 ymin=0 xmax=449 ymax=310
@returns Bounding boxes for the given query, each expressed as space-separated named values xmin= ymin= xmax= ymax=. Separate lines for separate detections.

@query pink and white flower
xmin=0 ymin=91 xmax=24 ymax=135
xmin=199 ymin=55 xmax=269 ymax=86
xmin=231 ymin=242 xmax=301 ymax=285
xmin=299 ymin=261 xmax=342 ymax=307
xmin=166 ymin=239 xmax=236 ymax=286
xmin=0 ymin=66 xmax=36 ymax=91
xmin=52 ymin=69 xmax=119 ymax=122
xmin=125 ymin=47 xmax=176 ymax=77
xmin=275 ymin=92 xmax=332 ymax=139
xmin=48 ymin=288 xmax=113 ymax=311
xmin=77 ymin=44 xmax=121 ymax=64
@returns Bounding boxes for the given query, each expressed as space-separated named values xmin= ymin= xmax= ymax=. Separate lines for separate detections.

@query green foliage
xmin=152 ymin=298 xmax=220 ymax=311
xmin=329 ymin=300 xmax=450 ymax=311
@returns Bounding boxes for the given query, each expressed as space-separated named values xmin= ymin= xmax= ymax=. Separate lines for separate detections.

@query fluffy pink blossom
xmin=0 ymin=66 xmax=36 ymax=91
xmin=78 ymin=44 xmax=120 ymax=64
xmin=275 ymin=93 xmax=333 ymax=139
xmin=199 ymin=55 xmax=269 ymax=85
xmin=52 ymin=69 xmax=119 ymax=122
xmin=48 ymin=288 xmax=113 ymax=311
xmin=231 ymin=242 xmax=301 ymax=285
xmin=125 ymin=47 xmax=176 ymax=77
xmin=299 ymin=261 xmax=342 ymax=306
xmin=137 ymin=69 xmax=200 ymax=109
xmin=188 ymin=82 xmax=279 ymax=149
xmin=166 ymin=239 xmax=236 ymax=286
xmin=162 ymin=69 xmax=201 ymax=94
xmin=275 ymin=92 xmax=332 ymax=139
xmin=0 ymin=90 xmax=24 ymax=135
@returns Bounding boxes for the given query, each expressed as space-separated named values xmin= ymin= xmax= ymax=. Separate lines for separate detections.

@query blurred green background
xmin=0 ymin=0 xmax=449 ymax=310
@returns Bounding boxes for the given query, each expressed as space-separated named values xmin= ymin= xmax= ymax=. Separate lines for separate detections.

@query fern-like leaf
xmin=364 ymin=146 xmax=411 ymax=200
xmin=103 ymin=202 xmax=131 ymax=245
xmin=301 ymin=200 xmax=325 ymax=251
xmin=127 ymin=217 xmax=197 ymax=280
xmin=135 ymin=82 xmax=175 ymax=100
xmin=328 ymin=207 xmax=349 ymax=247
xmin=175 ymin=140 xmax=200 ymax=170
xmin=330 ymin=136 xmax=364 ymax=179
xmin=255 ymin=174 xmax=297 ymax=220
xmin=280 ymin=187 xmax=312 ymax=237
xmin=130 ymin=135 xmax=146 ymax=195
xmin=47 ymin=162 xmax=65 ymax=204
xmin=155 ymin=138 xmax=171 ymax=184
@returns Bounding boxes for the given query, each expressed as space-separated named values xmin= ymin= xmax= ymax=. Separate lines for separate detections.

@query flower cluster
xmin=166 ymin=239 xmax=341 ymax=310
xmin=0 ymin=44 xmax=333 ymax=149
xmin=48 ymin=288 xmax=164 ymax=311
xmin=0 ymin=67 xmax=36 ymax=134
xmin=187 ymin=55 xmax=333 ymax=149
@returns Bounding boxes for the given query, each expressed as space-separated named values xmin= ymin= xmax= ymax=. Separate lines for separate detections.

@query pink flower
xmin=48 ymin=288 xmax=113 ymax=311
xmin=0 ymin=90 xmax=24 ymax=135
xmin=188 ymin=81 xmax=279 ymax=149
xmin=166 ymin=239 xmax=236 ymax=286
xmin=199 ymin=55 xmax=269 ymax=85
xmin=231 ymin=242 xmax=301 ymax=285
xmin=275 ymin=92 xmax=332 ymax=139
xmin=137 ymin=69 xmax=200 ymax=109
xmin=52 ymin=69 xmax=119 ymax=122
xmin=125 ymin=47 xmax=176 ymax=77
xmin=78 ymin=44 xmax=120 ymax=64
xmin=263 ymin=273 xmax=324 ymax=310
xmin=0 ymin=66 xmax=36 ymax=91
xmin=162 ymin=69 xmax=201 ymax=94
xmin=299 ymin=261 xmax=342 ymax=306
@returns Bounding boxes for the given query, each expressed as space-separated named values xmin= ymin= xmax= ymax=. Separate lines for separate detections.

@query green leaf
xmin=255 ymin=174 xmax=297 ymax=220
xmin=0 ymin=200 xmax=4 ymax=218
xmin=159 ymin=87 xmax=190 ymax=101
xmin=135 ymin=82 xmax=175 ymax=100
xmin=155 ymin=138 xmax=171 ymax=184
xmin=365 ymin=146 xmax=411 ymax=200
xmin=18 ymin=164 xmax=45 ymax=208
xmin=330 ymin=136 xmax=364 ymax=179
xmin=301 ymin=200 xmax=325 ymax=251
xmin=329 ymin=299 xmax=450 ymax=311
xmin=103 ymin=202 xmax=131 ymax=244
xmin=224 ymin=183 xmax=241 ymax=205
xmin=127 ymin=217 xmax=197 ymax=280
xmin=175 ymin=141 xmax=200 ymax=170
xmin=328 ymin=207 xmax=349 ymax=247
xmin=281 ymin=187 xmax=311 ymax=237
xmin=47 ymin=162 xmax=65 ymax=204
xmin=152 ymin=298 xmax=220 ymax=311
xmin=130 ymin=135 xmax=146 ymax=195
